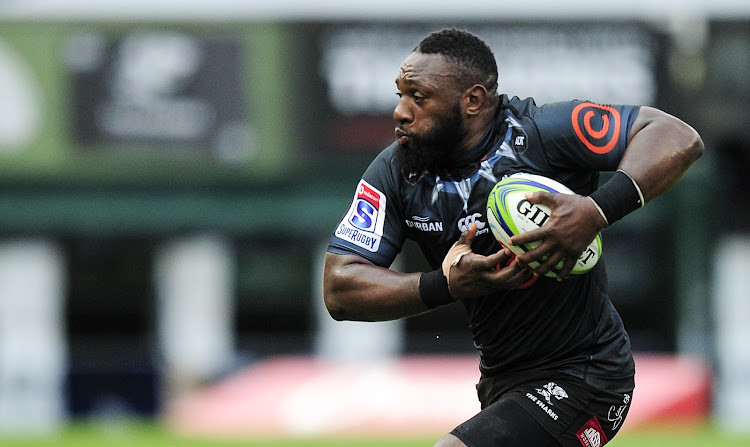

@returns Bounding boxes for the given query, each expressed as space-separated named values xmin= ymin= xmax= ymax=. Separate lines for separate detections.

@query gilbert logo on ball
xmin=486 ymin=173 xmax=602 ymax=278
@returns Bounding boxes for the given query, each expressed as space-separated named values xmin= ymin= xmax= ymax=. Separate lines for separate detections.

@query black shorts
xmin=451 ymin=370 xmax=633 ymax=447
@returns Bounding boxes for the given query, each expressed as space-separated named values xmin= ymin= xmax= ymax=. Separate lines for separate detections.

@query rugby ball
xmin=486 ymin=172 xmax=602 ymax=278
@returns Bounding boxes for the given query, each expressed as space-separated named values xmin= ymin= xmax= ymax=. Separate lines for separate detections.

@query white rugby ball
xmin=486 ymin=172 xmax=602 ymax=278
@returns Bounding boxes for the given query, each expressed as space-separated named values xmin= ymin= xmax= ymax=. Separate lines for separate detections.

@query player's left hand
xmin=510 ymin=191 xmax=607 ymax=279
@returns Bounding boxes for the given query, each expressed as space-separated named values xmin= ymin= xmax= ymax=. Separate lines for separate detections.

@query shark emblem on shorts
xmin=536 ymin=382 xmax=569 ymax=405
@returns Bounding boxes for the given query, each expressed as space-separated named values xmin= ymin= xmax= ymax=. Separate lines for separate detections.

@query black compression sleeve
xmin=588 ymin=170 xmax=644 ymax=225
xmin=419 ymin=269 xmax=455 ymax=309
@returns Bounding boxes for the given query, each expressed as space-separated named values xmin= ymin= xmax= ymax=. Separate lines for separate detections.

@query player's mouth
xmin=395 ymin=128 xmax=409 ymax=145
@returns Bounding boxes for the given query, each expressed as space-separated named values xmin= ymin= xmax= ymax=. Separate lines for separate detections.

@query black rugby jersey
xmin=328 ymin=95 xmax=638 ymax=391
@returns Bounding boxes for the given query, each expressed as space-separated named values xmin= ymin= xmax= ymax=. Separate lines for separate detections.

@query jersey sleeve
xmin=533 ymin=100 xmax=641 ymax=171
xmin=326 ymin=148 xmax=406 ymax=268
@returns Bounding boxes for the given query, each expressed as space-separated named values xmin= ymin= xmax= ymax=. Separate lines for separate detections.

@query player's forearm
xmin=323 ymin=252 xmax=429 ymax=322
xmin=620 ymin=107 xmax=704 ymax=203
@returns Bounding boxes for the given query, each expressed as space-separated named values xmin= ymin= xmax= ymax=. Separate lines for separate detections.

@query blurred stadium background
xmin=0 ymin=0 xmax=749 ymax=445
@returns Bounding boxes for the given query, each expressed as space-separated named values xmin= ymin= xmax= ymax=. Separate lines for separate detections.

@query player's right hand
xmin=444 ymin=223 xmax=535 ymax=300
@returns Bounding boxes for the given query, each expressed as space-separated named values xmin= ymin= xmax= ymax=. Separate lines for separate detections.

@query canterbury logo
xmin=458 ymin=213 xmax=486 ymax=232
xmin=571 ymin=102 xmax=621 ymax=154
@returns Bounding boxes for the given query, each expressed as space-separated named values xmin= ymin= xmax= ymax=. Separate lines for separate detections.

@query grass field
xmin=0 ymin=421 xmax=749 ymax=447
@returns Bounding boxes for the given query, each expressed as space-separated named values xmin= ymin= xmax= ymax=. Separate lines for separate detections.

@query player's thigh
xmin=433 ymin=433 xmax=467 ymax=447
xmin=447 ymin=398 xmax=559 ymax=447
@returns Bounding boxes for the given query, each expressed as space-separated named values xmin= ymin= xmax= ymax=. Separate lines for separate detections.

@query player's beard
xmin=395 ymin=102 xmax=467 ymax=176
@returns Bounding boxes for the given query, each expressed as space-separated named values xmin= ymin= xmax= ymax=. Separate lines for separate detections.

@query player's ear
xmin=463 ymin=84 xmax=489 ymax=116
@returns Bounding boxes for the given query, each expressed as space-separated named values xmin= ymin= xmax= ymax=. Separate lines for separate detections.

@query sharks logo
xmin=536 ymin=382 xmax=569 ymax=405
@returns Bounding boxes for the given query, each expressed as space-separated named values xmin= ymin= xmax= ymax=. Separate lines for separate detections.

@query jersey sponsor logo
xmin=506 ymin=114 xmax=527 ymax=156
xmin=405 ymin=215 xmax=444 ymax=232
xmin=576 ymin=417 xmax=608 ymax=447
xmin=336 ymin=179 xmax=387 ymax=252
xmin=458 ymin=213 xmax=490 ymax=236
xmin=511 ymin=128 xmax=528 ymax=153
xmin=571 ymin=102 xmax=621 ymax=154
xmin=536 ymin=381 xmax=569 ymax=405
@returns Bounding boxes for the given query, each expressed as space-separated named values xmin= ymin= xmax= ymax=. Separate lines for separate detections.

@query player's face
xmin=393 ymin=52 xmax=467 ymax=174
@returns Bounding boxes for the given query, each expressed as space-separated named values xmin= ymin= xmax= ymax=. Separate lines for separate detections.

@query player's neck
xmin=458 ymin=106 xmax=499 ymax=154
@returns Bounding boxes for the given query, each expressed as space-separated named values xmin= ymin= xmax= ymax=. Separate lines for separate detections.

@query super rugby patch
xmin=336 ymin=179 xmax=387 ymax=252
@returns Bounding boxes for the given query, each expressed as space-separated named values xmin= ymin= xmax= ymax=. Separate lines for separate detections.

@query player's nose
xmin=393 ymin=98 xmax=412 ymax=124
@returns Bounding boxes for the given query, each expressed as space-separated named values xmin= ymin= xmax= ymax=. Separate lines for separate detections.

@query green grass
xmin=614 ymin=425 xmax=750 ymax=447
xmin=0 ymin=420 xmax=748 ymax=447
